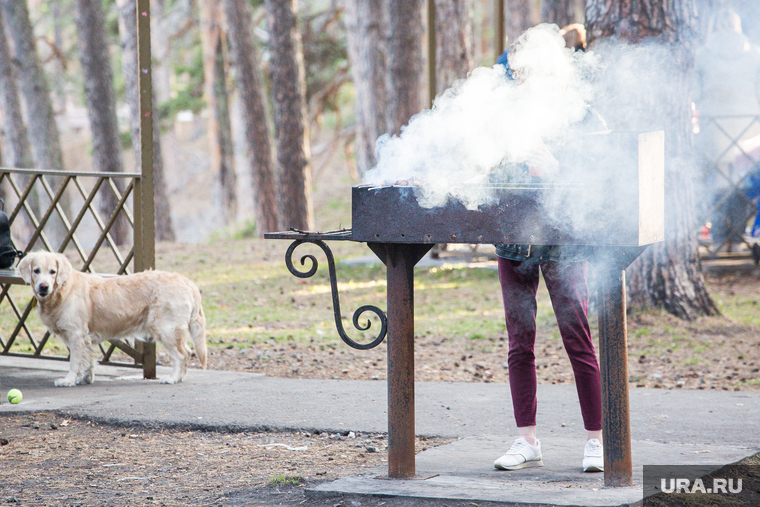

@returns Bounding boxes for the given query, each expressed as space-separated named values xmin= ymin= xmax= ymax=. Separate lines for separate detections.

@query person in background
xmin=693 ymin=8 xmax=760 ymax=246
xmin=559 ymin=23 xmax=587 ymax=51
xmin=492 ymin=26 xmax=606 ymax=474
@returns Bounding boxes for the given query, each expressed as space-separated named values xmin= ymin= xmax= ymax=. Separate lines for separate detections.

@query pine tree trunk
xmin=1 ymin=0 xmax=65 ymax=174
xmin=222 ymin=0 xmax=279 ymax=235
xmin=386 ymin=0 xmax=424 ymax=136
xmin=200 ymin=0 xmax=238 ymax=226
xmin=264 ymin=0 xmax=315 ymax=230
xmin=434 ymin=0 xmax=474 ymax=95
xmin=0 ymin=4 xmax=36 ymax=242
xmin=73 ymin=0 xmax=129 ymax=246
xmin=117 ymin=0 xmax=176 ymax=242
xmin=541 ymin=0 xmax=584 ymax=29
xmin=1 ymin=0 xmax=69 ymax=246
xmin=0 ymin=6 xmax=32 ymax=172
xmin=586 ymin=0 xmax=719 ymax=319
xmin=151 ymin=0 xmax=173 ymax=106
xmin=343 ymin=0 xmax=388 ymax=177
xmin=504 ymin=0 xmax=537 ymax=45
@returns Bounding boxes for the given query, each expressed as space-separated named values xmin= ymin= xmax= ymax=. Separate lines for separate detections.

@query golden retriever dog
xmin=18 ymin=251 xmax=207 ymax=387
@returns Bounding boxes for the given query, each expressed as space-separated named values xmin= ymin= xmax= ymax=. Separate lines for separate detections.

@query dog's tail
xmin=190 ymin=288 xmax=208 ymax=370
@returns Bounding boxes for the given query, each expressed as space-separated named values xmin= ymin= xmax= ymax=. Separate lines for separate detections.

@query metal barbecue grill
xmin=266 ymin=130 xmax=665 ymax=487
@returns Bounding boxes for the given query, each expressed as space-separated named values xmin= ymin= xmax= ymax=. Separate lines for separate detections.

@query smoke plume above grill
xmin=363 ymin=24 xmax=602 ymax=210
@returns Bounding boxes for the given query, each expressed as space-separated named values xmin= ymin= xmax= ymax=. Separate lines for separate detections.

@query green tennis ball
xmin=7 ymin=389 xmax=22 ymax=404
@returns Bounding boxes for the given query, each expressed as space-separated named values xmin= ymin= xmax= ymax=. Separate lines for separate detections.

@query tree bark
xmin=200 ymin=0 xmax=238 ymax=225
xmin=434 ymin=0 xmax=474 ymax=95
xmin=117 ymin=0 xmax=176 ymax=242
xmin=0 ymin=6 xmax=32 ymax=172
xmin=386 ymin=0 xmax=424 ymax=136
xmin=586 ymin=0 xmax=719 ymax=319
xmin=222 ymin=0 xmax=279 ymax=235
xmin=541 ymin=0 xmax=584 ymax=29
xmin=0 ymin=4 xmax=37 ymax=242
xmin=264 ymin=0 xmax=315 ymax=230
xmin=343 ymin=0 xmax=388 ymax=177
xmin=1 ymin=0 xmax=69 ymax=245
xmin=73 ymin=0 xmax=129 ymax=245
xmin=1 ymin=0 xmax=65 ymax=174
xmin=504 ymin=0 xmax=537 ymax=46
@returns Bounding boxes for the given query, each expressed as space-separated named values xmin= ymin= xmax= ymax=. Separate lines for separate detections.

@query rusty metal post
xmin=368 ymin=243 xmax=432 ymax=479
xmin=136 ymin=0 xmax=156 ymax=379
xmin=596 ymin=267 xmax=633 ymax=487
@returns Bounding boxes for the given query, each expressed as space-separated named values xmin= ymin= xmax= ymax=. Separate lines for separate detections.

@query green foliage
xmin=300 ymin=7 xmax=350 ymax=114
xmin=159 ymin=44 xmax=206 ymax=119
xmin=269 ymin=473 xmax=303 ymax=486
xmin=232 ymin=221 xmax=258 ymax=240
xmin=716 ymin=297 xmax=760 ymax=327
xmin=120 ymin=129 xmax=133 ymax=150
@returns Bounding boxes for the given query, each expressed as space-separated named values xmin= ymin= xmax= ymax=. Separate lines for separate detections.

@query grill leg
xmin=368 ymin=243 xmax=432 ymax=479
xmin=597 ymin=268 xmax=633 ymax=487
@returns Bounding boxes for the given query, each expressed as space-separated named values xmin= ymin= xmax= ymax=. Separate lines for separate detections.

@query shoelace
xmin=585 ymin=441 xmax=602 ymax=455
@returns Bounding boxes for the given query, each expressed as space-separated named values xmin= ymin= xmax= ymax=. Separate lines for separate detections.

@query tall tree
xmin=222 ymin=0 xmax=279 ymax=235
xmin=343 ymin=0 xmax=388 ymax=177
xmin=386 ymin=0 xmax=424 ymax=136
xmin=541 ymin=0 xmax=585 ymax=29
xmin=73 ymin=0 xmax=129 ymax=245
xmin=117 ymin=0 xmax=176 ymax=242
xmin=0 ymin=0 xmax=64 ymax=175
xmin=264 ymin=0 xmax=315 ymax=230
xmin=0 ymin=3 xmax=37 ymax=242
xmin=0 ymin=5 xmax=32 ymax=173
xmin=1 ymin=0 xmax=68 ymax=244
xmin=586 ymin=0 xmax=719 ymax=319
xmin=504 ymin=0 xmax=537 ymax=46
xmin=434 ymin=0 xmax=474 ymax=94
xmin=200 ymin=0 xmax=238 ymax=224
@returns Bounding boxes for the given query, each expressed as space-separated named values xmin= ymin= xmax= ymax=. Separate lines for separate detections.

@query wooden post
xmin=426 ymin=0 xmax=436 ymax=108
xmin=136 ymin=0 xmax=156 ymax=378
xmin=494 ymin=0 xmax=505 ymax=60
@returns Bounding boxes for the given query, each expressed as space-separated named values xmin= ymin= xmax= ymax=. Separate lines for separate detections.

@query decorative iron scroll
xmin=285 ymin=239 xmax=387 ymax=350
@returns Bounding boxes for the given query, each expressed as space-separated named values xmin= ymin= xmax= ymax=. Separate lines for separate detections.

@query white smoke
xmin=363 ymin=24 xmax=601 ymax=210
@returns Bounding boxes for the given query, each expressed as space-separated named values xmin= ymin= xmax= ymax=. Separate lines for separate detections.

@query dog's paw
xmin=159 ymin=376 xmax=181 ymax=384
xmin=54 ymin=378 xmax=77 ymax=387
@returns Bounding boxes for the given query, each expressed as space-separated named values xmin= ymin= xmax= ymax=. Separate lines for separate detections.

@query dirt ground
xmin=201 ymin=253 xmax=760 ymax=394
xmin=1 ymin=412 xmax=456 ymax=507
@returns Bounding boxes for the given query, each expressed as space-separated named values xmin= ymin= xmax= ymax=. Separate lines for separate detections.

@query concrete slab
xmin=309 ymin=435 xmax=748 ymax=506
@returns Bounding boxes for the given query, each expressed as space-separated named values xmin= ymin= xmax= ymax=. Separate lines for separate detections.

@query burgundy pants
xmin=498 ymin=257 xmax=602 ymax=431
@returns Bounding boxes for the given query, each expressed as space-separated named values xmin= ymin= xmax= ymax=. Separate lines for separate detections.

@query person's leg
xmin=494 ymin=257 xmax=544 ymax=470
xmin=498 ymin=257 xmax=541 ymax=431
xmin=542 ymin=260 xmax=604 ymax=472
xmin=541 ymin=261 xmax=602 ymax=433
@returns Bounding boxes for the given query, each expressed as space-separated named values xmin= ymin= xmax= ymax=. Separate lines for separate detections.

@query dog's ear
xmin=55 ymin=254 xmax=72 ymax=286
xmin=17 ymin=253 xmax=33 ymax=284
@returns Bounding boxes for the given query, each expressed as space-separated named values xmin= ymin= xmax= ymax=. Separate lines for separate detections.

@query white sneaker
xmin=582 ymin=439 xmax=604 ymax=472
xmin=494 ymin=437 xmax=544 ymax=470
